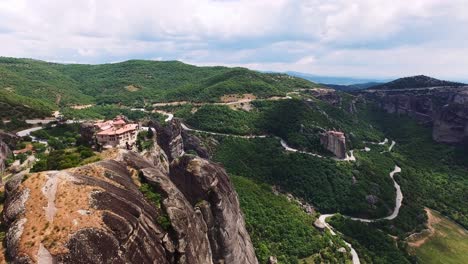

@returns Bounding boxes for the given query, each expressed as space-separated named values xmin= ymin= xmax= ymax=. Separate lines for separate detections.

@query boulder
xmin=314 ymin=219 xmax=326 ymax=231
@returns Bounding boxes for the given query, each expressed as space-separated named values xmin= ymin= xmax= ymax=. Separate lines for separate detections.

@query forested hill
xmin=0 ymin=57 xmax=317 ymax=106
xmin=368 ymin=75 xmax=465 ymax=90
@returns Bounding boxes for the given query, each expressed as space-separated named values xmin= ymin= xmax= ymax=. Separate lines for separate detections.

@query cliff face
xmin=320 ymin=131 xmax=347 ymax=159
xmin=0 ymin=132 xmax=16 ymax=176
xmin=0 ymin=139 xmax=11 ymax=175
xmin=1 ymin=120 xmax=258 ymax=264
xmin=362 ymin=87 xmax=468 ymax=144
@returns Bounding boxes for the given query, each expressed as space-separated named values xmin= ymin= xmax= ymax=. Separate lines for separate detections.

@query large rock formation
xmin=362 ymin=87 xmax=468 ymax=144
xmin=0 ymin=132 xmax=16 ymax=176
xmin=320 ymin=131 xmax=347 ymax=159
xmin=1 ymin=120 xmax=258 ymax=264
xmin=0 ymin=139 xmax=11 ymax=175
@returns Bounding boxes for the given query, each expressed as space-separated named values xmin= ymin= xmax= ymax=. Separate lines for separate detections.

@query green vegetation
xmin=232 ymin=176 xmax=351 ymax=264
xmin=61 ymin=105 xmax=165 ymax=121
xmin=412 ymin=210 xmax=468 ymax=264
xmin=165 ymin=68 xmax=316 ymax=102
xmin=31 ymin=123 xmax=81 ymax=149
xmin=136 ymin=130 xmax=154 ymax=151
xmin=140 ymin=183 xmax=162 ymax=209
xmin=0 ymin=118 xmax=30 ymax=132
xmin=370 ymin=75 xmax=464 ymax=90
xmin=358 ymin=103 xmax=468 ymax=229
xmin=0 ymin=57 xmax=317 ymax=107
xmin=183 ymin=98 xmax=383 ymax=155
xmin=214 ymin=137 xmax=396 ymax=218
xmin=329 ymin=215 xmax=414 ymax=264
xmin=139 ymin=176 xmax=171 ymax=231
xmin=31 ymin=146 xmax=99 ymax=172
xmin=0 ymin=90 xmax=53 ymax=119
xmin=186 ymin=105 xmax=261 ymax=135
xmin=26 ymin=124 xmax=99 ymax=172
xmin=0 ymin=57 xmax=93 ymax=105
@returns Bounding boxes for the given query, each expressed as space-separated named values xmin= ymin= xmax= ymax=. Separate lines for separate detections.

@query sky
xmin=0 ymin=0 xmax=467 ymax=80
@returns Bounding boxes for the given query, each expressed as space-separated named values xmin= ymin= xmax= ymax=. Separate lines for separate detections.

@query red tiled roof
xmin=113 ymin=119 xmax=126 ymax=125
xmin=97 ymin=124 xmax=138 ymax=136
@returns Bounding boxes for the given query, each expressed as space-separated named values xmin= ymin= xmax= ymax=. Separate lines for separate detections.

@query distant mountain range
xmin=285 ymin=71 xmax=390 ymax=86
xmin=285 ymin=71 xmax=467 ymax=92
xmin=320 ymin=82 xmax=382 ymax=91
xmin=368 ymin=75 xmax=466 ymax=90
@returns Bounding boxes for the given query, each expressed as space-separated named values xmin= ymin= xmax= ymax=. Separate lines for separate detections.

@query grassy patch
xmin=412 ymin=209 xmax=468 ymax=264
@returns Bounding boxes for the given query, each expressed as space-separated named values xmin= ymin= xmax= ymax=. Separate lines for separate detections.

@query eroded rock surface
xmin=2 ymin=121 xmax=257 ymax=264
xmin=320 ymin=131 xmax=347 ymax=159
xmin=362 ymin=87 xmax=468 ymax=144
xmin=0 ymin=139 xmax=12 ymax=175
xmin=169 ymin=156 xmax=257 ymax=264
xmin=0 ymin=132 xmax=17 ymax=177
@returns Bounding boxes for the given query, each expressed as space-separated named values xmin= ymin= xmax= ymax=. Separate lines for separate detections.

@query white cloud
xmin=0 ymin=0 xmax=467 ymax=79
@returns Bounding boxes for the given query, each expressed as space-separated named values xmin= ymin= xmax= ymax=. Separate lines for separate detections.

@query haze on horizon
xmin=0 ymin=0 xmax=467 ymax=81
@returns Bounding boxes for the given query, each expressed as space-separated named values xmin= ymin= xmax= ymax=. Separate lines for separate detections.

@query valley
xmin=0 ymin=58 xmax=467 ymax=264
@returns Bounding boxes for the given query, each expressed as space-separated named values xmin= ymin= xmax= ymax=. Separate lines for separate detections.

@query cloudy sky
xmin=0 ymin=0 xmax=467 ymax=80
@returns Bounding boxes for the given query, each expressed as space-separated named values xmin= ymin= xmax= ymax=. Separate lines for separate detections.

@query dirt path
xmin=152 ymin=94 xmax=293 ymax=108
xmin=407 ymin=208 xmax=440 ymax=247
xmin=41 ymin=172 xmax=59 ymax=222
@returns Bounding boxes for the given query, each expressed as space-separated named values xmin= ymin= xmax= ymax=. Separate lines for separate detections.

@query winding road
xmin=17 ymin=108 xmax=401 ymax=264
xmin=173 ymin=113 xmax=404 ymax=264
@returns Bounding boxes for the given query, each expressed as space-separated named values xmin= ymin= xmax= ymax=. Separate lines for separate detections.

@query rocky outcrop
xmin=0 ymin=139 xmax=12 ymax=175
xmin=169 ymin=156 xmax=257 ymax=264
xmin=0 ymin=132 xmax=17 ymax=176
xmin=320 ymin=131 xmax=347 ymax=159
xmin=433 ymin=103 xmax=468 ymax=143
xmin=1 ymin=121 xmax=257 ymax=264
xmin=181 ymin=130 xmax=210 ymax=159
xmin=153 ymin=119 xmax=185 ymax=161
xmin=362 ymin=87 xmax=468 ymax=144
xmin=154 ymin=119 xmax=210 ymax=160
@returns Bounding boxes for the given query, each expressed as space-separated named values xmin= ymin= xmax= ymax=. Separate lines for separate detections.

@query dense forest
xmin=232 ymin=176 xmax=351 ymax=264
xmin=0 ymin=57 xmax=317 ymax=107
xmin=213 ymin=137 xmax=397 ymax=218
xmin=185 ymin=98 xmax=383 ymax=155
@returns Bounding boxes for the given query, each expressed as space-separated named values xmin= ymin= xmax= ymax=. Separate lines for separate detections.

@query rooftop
xmin=97 ymin=124 xmax=138 ymax=136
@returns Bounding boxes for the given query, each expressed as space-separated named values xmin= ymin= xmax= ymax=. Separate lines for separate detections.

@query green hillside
xmin=0 ymin=57 xmax=317 ymax=107
xmin=369 ymin=75 xmax=464 ymax=90
xmin=0 ymin=90 xmax=53 ymax=119
xmin=0 ymin=57 xmax=94 ymax=105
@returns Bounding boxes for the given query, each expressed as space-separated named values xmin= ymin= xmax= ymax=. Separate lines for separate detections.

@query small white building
xmin=94 ymin=117 xmax=139 ymax=148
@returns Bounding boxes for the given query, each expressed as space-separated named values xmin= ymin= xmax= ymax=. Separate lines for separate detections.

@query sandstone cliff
xmin=320 ymin=131 xmax=347 ymax=159
xmin=0 ymin=132 xmax=16 ymax=176
xmin=1 ymin=120 xmax=258 ymax=264
xmin=362 ymin=87 xmax=468 ymax=144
